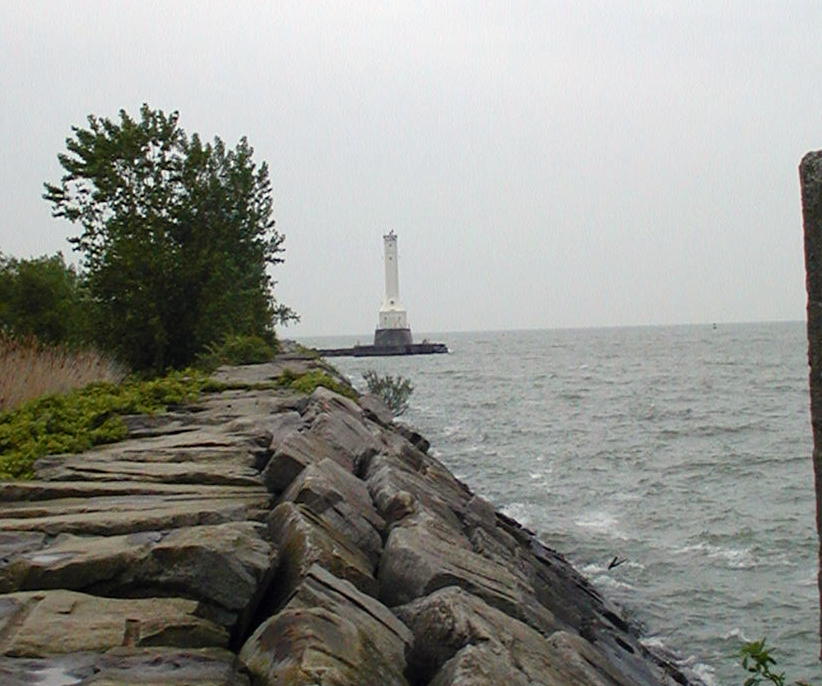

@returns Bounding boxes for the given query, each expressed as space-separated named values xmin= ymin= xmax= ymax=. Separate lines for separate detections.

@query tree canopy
xmin=44 ymin=104 xmax=295 ymax=371
xmin=0 ymin=252 xmax=87 ymax=345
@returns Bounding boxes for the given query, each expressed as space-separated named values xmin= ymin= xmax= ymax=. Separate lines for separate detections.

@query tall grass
xmin=0 ymin=334 xmax=127 ymax=412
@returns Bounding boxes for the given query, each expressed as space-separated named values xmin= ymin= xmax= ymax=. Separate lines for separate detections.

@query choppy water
xmin=301 ymin=322 xmax=818 ymax=684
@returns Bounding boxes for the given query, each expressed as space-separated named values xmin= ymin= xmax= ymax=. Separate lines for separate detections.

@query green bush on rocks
xmin=0 ymin=370 xmax=209 ymax=480
xmin=196 ymin=334 xmax=277 ymax=371
xmin=278 ymin=368 xmax=357 ymax=400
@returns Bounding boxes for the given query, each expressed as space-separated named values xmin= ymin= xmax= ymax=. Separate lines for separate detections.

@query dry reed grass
xmin=0 ymin=334 xmax=127 ymax=412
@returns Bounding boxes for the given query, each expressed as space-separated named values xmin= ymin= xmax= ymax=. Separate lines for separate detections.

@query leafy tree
xmin=43 ymin=104 xmax=296 ymax=372
xmin=0 ymin=252 xmax=88 ymax=345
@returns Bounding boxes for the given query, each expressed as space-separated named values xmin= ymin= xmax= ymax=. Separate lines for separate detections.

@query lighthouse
xmin=374 ymin=231 xmax=413 ymax=347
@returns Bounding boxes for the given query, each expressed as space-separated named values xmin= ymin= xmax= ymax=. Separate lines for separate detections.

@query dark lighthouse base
xmin=373 ymin=328 xmax=413 ymax=347
xmin=317 ymin=327 xmax=448 ymax=358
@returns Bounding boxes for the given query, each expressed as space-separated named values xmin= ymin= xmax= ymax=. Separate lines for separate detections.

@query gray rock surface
xmin=0 ymin=590 xmax=228 ymax=656
xmin=240 ymin=565 xmax=411 ymax=686
xmin=0 ymin=351 xmax=696 ymax=685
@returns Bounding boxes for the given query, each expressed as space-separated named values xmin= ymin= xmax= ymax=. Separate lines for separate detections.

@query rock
xmin=123 ymin=521 xmax=275 ymax=636
xmin=303 ymin=386 xmax=363 ymax=421
xmin=0 ymin=529 xmax=154 ymax=594
xmin=88 ymin=647 xmax=252 ymax=685
xmin=0 ymin=590 xmax=228 ymax=656
xmin=429 ymin=644 xmax=530 ymax=686
xmin=398 ymin=587 xmax=646 ymax=686
xmin=379 ymin=512 xmax=559 ymax=636
xmin=0 ymin=479 xmax=263 ymax=502
xmin=0 ymin=491 xmax=269 ymax=536
xmin=278 ymin=457 xmax=385 ymax=563
xmin=0 ymin=648 xmax=250 ymax=685
xmin=359 ymin=393 xmax=394 ymax=426
xmin=121 ymin=412 xmax=198 ymax=439
xmin=306 ymin=409 xmax=380 ymax=469
xmin=34 ymin=454 xmax=262 ymax=487
xmin=261 ymin=431 xmax=354 ymax=492
xmin=240 ymin=565 xmax=411 ymax=686
xmin=366 ymin=452 xmax=469 ymax=531
xmin=395 ymin=586 xmax=554 ymax=684
xmin=544 ymin=631 xmax=641 ymax=686
xmin=395 ymin=423 xmax=431 ymax=453
xmin=208 ymin=360 xmax=318 ymax=386
xmin=0 ymin=532 xmax=45 ymax=560
xmin=0 ymin=522 xmax=276 ymax=638
xmin=267 ymin=502 xmax=377 ymax=601
xmin=265 ymin=411 xmax=304 ymax=453
xmin=384 ymin=490 xmax=417 ymax=523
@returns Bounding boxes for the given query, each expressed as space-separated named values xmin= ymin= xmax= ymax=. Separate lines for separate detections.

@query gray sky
xmin=2 ymin=1 xmax=820 ymax=336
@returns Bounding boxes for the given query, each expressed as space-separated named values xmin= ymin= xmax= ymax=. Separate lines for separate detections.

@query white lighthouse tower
xmin=375 ymin=230 xmax=413 ymax=347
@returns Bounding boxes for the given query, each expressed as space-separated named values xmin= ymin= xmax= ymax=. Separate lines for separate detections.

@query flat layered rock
xmin=303 ymin=386 xmax=364 ymax=421
xmin=0 ymin=480 xmax=264 ymax=502
xmin=34 ymin=456 xmax=261 ymax=487
xmin=240 ymin=565 xmax=411 ymax=686
xmin=396 ymin=586 xmax=637 ymax=686
xmin=308 ymin=410 xmax=380 ymax=468
xmin=209 ymin=359 xmax=341 ymax=387
xmin=429 ymin=644 xmax=531 ymax=686
xmin=267 ymin=502 xmax=377 ymax=600
xmin=0 ymin=647 xmax=250 ymax=686
xmin=366 ymin=450 xmax=471 ymax=531
xmin=0 ymin=590 xmax=228 ymax=656
xmin=0 ymin=522 xmax=275 ymax=634
xmin=379 ymin=512 xmax=559 ymax=636
xmin=262 ymin=431 xmax=356 ymax=492
xmin=279 ymin=457 xmax=385 ymax=564
xmin=0 ymin=494 xmax=268 ymax=536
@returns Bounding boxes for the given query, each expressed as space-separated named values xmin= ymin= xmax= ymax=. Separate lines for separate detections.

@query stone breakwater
xmin=0 ymin=354 xmax=694 ymax=685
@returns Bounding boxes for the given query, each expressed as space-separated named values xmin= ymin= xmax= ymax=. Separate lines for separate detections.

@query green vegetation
xmin=278 ymin=368 xmax=357 ymax=400
xmin=43 ymin=104 xmax=296 ymax=373
xmin=0 ymin=252 xmax=89 ymax=346
xmin=0 ymin=370 xmax=209 ymax=480
xmin=362 ymin=370 xmax=413 ymax=415
xmin=0 ymin=363 xmax=360 ymax=480
xmin=739 ymin=639 xmax=813 ymax=686
xmin=195 ymin=334 xmax=277 ymax=371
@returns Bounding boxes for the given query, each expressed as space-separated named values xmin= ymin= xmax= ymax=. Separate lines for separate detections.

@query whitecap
xmin=722 ymin=627 xmax=752 ymax=643
xmin=591 ymin=574 xmax=635 ymax=591
xmin=573 ymin=512 xmax=628 ymax=539
xmin=689 ymin=661 xmax=718 ymax=686
xmin=574 ymin=512 xmax=618 ymax=530
xmin=675 ymin=542 xmax=756 ymax=569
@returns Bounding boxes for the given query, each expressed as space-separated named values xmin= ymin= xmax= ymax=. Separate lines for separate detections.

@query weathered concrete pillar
xmin=800 ymin=150 xmax=822 ymax=660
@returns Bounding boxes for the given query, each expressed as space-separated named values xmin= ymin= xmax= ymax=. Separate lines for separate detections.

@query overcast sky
xmin=2 ymin=2 xmax=820 ymax=336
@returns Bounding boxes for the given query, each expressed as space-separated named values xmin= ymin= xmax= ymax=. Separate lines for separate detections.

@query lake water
xmin=301 ymin=321 xmax=818 ymax=684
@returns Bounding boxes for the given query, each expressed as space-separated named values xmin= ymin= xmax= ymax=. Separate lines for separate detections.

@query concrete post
xmin=800 ymin=150 xmax=822 ymax=660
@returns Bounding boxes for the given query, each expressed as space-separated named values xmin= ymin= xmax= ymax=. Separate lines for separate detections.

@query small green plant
xmin=195 ymin=334 xmax=277 ymax=371
xmin=362 ymin=370 xmax=413 ymax=416
xmin=0 ymin=369 xmax=209 ymax=480
xmin=277 ymin=368 xmax=357 ymax=400
xmin=739 ymin=639 xmax=813 ymax=686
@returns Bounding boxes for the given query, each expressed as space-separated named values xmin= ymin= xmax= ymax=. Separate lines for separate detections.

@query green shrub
xmin=739 ymin=639 xmax=813 ymax=686
xmin=0 ymin=252 xmax=90 ymax=346
xmin=0 ymin=369 xmax=208 ymax=480
xmin=196 ymin=334 xmax=277 ymax=371
xmin=278 ymin=368 xmax=357 ymax=400
xmin=362 ymin=370 xmax=413 ymax=415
